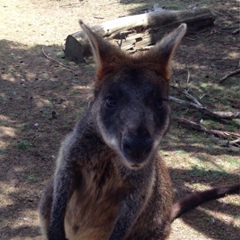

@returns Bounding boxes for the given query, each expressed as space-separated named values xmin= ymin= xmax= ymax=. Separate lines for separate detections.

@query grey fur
xmin=39 ymin=22 xmax=187 ymax=240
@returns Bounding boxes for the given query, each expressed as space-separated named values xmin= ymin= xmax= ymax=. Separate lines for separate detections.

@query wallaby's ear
xmin=79 ymin=20 xmax=127 ymax=80
xmin=144 ymin=23 xmax=187 ymax=79
xmin=80 ymin=20 xmax=186 ymax=81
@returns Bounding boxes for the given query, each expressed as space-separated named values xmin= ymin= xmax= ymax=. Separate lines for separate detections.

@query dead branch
xmin=219 ymin=68 xmax=240 ymax=83
xmin=42 ymin=48 xmax=78 ymax=74
xmin=169 ymin=96 xmax=240 ymax=119
xmin=175 ymin=117 xmax=240 ymax=148
xmin=229 ymin=138 xmax=240 ymax=145
xmin=179 ymin=88 xmax=202 ymax=106
xmin=232 ymin=28 xmax=240 ymax=35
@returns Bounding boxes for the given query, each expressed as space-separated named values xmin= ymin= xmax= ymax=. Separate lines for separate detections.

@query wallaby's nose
xmin=122 ymin=136 xmax=153 ymax=165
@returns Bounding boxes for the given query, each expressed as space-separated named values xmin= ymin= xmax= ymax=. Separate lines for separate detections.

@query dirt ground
xmin=0 ymin=0 xmax=239 ymax=239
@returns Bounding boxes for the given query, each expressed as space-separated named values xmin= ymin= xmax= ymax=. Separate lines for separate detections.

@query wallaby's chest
xmin=64 ymin=160 xmax=125 ymax=240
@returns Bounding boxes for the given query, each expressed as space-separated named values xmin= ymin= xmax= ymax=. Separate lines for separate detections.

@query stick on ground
xmin=219 ymin=68 xmax=240 ymax=83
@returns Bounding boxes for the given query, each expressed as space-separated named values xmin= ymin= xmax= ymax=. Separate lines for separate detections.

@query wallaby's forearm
xmin=109 ymin=189 xmax=146 ymax=240
xmin=47 ymin=169 xmax=75 ymax=240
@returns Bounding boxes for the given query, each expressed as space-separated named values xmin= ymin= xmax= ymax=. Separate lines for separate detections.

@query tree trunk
xmin=64 ymin=7 xmax=215 ymax=63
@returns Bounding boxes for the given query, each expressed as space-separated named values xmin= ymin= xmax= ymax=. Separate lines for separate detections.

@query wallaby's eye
xmin=106 ymin=96 xmax=116 ymax=108
xmin=156 ymin=99 xmax=163 ymax=109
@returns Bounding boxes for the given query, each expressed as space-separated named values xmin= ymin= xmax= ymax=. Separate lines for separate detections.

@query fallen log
xmin=64 ymin=7 xmax=215 ymax=63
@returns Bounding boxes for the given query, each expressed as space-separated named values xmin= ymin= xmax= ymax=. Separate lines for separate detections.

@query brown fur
xmin=64 ymin=155 xmax=123 ymax=240
xmin=62 ymin=154 xmax=173 ymax=240
xmin=37 ymin=21 xmax=185 ymax=240
xmin=39 ymin=21 xmax=239 ymax=240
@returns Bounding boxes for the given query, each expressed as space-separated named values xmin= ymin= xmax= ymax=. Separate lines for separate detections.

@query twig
xmin=232 ymin=28 xmax=240 ymax=35
xmin=185 ymin=37 xmax=195 ymax=41
xmin=219 ymin=68 xmax=240 ymax=83
xmin=182 ymin=89 xmax=202 ymax=106
xmin=186 ymin=69 xmax=191 ymax=84
xmin=229 ymin=138 xmax=240 ymax=145
xmin=175 ymin=117 xmax=240 ymax=148
xmin=93 ymin=16 xmax=104 ymax=19
xmin=60 ymin=2 xmax=82 ymax=8
xmin=42 ymin=48 xmax=78 ymax=74
xmin=173 ymin=69 xmax=202 ymax=105
xmin=170 ymin=96 xmax=240 ymax=119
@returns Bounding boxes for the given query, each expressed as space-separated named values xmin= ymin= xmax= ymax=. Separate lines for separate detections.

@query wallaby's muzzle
xmin=121 ymin=133 xmax=153 ymax=167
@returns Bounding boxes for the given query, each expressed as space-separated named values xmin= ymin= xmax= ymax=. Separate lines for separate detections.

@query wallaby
xmin=39 ymin=21 xmax=240 ymax=240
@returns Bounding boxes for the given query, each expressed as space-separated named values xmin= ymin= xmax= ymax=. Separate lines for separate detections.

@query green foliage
xmin=15 ymin=140 xmax=31 ymax=150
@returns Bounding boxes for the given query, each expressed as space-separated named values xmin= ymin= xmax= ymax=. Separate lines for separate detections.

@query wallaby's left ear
xmin=144 ymin=23 xmax=187 ymax=79
xmin=79 ymin=20 xmax=127 ymax=80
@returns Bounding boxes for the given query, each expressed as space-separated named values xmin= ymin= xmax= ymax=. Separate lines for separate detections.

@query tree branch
xmin=170 ymin=96 xmax=240 ymax=119
xmin=219 ymin=68 xmax=240 ymax=83
xmin=42 ymin=48 xmax=78 ymax=74
xmin=175 ymin=117 xmax=240 ymax=148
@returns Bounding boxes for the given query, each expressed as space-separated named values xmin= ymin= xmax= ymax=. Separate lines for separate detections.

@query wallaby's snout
xmin=121 ymin=126 xmax=153 ymax=167
xmin=79 ymin=21 xmax=188 ymax=171
xmin=92 ymin=68 xmax=169 ymax=169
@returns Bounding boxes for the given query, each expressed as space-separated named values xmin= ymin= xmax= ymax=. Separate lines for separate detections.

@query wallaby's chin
xmin=121 ymin=153 xmax=151 ymax=169
xmin=118 ymin=149 xmax=151 ymax=169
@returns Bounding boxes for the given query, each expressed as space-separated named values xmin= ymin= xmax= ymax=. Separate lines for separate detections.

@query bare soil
xmin=0 ymin=0 xmax=239 ymax=240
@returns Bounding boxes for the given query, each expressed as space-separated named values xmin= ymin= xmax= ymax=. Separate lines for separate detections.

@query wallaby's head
xmin=80 ymin=20 xmax=186 ymax=169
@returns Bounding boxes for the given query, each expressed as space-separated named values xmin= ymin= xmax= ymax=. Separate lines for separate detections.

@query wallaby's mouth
xmin=121 ymin=136 xmax=153 ymax=166
xmin=130 ymin=163 xmax=141 ymax=168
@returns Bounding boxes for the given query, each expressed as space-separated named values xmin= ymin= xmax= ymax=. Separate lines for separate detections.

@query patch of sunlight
xmin=1 ymin=75 xmax=17 ymax=83
xmin=0 ymin=194 xmax=14 ymax=207
xmin=26 ymin=71 xmax=37 ymax=80
xmin=199 ymin=203 xmax=240 ymax=228
xmin=0 ymin=126 xmax=16 ymax=138
xmin=72 ymin=85 xmax=92 ymax=90
xmin=13 ymin=166 xmax=25 ymax=172
xmin=0 ymin=92 xmax=6 ymax=98
xmin=163 ymin=150 xmax=202 ymax=170
xmin=228 ymin=51 xmax=239 ymax=59
xmin=0 ymin=185 xmax=15 ymax=206
xmin=187 ymin=63 xmax=208 ymax=71
xmin=184 ymin=154 xmax=203 ymax=166
xmin=0 ymin=197 xmax=14 ymax=209
xmin=173 ymin=62 xmax=187 ymax=69
xmin=11 ymin=209 xmax=40 ymax=229
xmin=184 ymin=182 xmax=212 ymax=191
xmin=0 ymin=115 xmax=12 ymax=121
xmin=35 ymin=98 xmax=52 ymax=108
xmin=212 ymin=157 xmax=240 ymax=172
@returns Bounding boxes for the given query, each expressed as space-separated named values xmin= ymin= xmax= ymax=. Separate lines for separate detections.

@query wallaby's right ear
xmin=142 ymin=23 xmax=187 ymax=80
xmin=79 ymin=20 xmax=127 ymax=80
